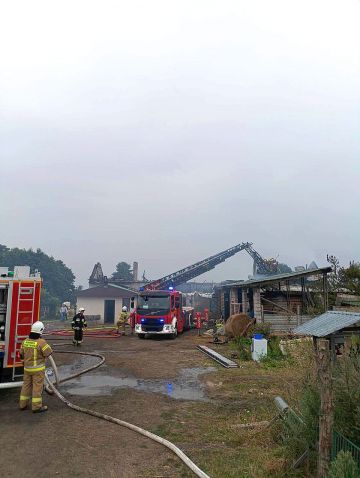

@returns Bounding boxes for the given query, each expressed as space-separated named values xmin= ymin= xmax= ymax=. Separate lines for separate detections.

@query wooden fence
xmin=263 ymin=314 xmax=312 ymax=332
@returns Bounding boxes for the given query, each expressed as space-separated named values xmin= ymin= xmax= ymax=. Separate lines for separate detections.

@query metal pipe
xmin=0 ymin=381 xmax=23 ymax=389
xmin=274 ymin=396 xmax=289 ymax=412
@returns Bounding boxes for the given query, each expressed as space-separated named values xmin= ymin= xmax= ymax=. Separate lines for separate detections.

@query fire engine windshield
xmin=137 ymin=295 xmax=170 ymax=315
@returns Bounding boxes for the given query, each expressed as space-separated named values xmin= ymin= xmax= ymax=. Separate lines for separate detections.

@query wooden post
xmin=253 ymin=287 xmax=262 ymax=321
xmin=316 ymin=338 xmax=333 ymax=478
xmin=296 ymin=304 xmax=301 ymax=326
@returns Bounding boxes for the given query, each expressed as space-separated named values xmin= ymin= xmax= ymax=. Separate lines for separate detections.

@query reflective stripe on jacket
xmin=118 ymin=312 xmax=129 ymax=323
xmin=71 ymin=314 xmax=87 ymax=329
xmin=20 ymin=338 xmax=53 ymax=373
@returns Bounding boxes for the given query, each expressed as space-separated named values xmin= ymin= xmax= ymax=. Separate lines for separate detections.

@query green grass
xmin=144 ymin=339 xmax=316 ymax=478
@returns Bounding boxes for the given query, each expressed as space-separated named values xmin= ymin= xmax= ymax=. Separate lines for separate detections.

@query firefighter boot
xmin=33 ymin=405 xmax=48 ymax=413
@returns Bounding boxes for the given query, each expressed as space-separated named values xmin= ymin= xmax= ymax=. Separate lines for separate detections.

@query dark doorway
xmin=248 ymin=289 xmax=254 ymax=318
xmin=237 ymin=288 xmax=243 ymax=312
xmin=104 ymin=300 xmax=115 ymax=324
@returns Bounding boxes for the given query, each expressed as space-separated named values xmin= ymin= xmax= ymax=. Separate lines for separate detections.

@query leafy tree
xmin=339 ymin=262 xmax=360 ymax=296
xmin=111 ymin=261 xmax=133 ymax=281
xmin=40 ymin=288 xmax=60 ymax=319
xmin=0 ymin=244 xmax=76 ymax=316
xmin=327 ymin=254 xmax=341 ymax=291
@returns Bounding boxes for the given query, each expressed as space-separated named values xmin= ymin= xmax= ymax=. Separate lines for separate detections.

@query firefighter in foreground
xmin=117 ymin=306 xmax=129 ymax=335
xmin=19 ymin=321 xmax=52 ymax=413
xmin=71 ymin=307 xmax=87 ymax=345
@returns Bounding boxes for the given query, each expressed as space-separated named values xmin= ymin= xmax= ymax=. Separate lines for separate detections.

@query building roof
xmin=294 ymin=311 xmax=360 ymax=337
xmin=222 ymin=267 xmax=332 ymax=289
xmin=76 ymin=283 xmax=137 ymax=299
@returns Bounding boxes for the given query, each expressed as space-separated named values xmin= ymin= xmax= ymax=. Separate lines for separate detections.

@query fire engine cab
xmin=0 ymin=266 xmax=42 ymax=386
xmin=135 ymin=288 xmax=192 ymax=339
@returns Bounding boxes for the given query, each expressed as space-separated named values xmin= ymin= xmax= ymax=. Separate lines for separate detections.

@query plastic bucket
xmin=253 ymin=333 xmax=263 ymax=340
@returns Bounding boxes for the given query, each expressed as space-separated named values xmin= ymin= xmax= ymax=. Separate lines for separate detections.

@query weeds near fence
xmin=333 ymin=354 xmax=360 ymax=446
xmin=328 ymin=450 xmax=360 ymax=478
xmin=278 ymin=341 xmax=360 ymax=475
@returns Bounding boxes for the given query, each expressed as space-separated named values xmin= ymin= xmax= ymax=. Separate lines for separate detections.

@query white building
xmin=76 ymin=284 xmax=137 ymax=324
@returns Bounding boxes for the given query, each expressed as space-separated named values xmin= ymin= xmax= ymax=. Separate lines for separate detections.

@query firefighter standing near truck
xmin=19 ymin=321 xmax=52 ymax=413
xmin=71 ymin=307 xmax=87 ymax=345
xmin=117 ymin=306 xmax=129 ymax=335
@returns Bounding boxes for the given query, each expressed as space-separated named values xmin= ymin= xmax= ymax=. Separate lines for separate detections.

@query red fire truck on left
xmin=0 ymin=266 xmax=42 ymax=386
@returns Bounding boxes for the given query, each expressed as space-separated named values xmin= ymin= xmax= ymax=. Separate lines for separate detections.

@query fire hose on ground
xmin=45 ymin=326 xmax=122 ymax=339
xmin=45 ymin=347 xmax=211 ymax=478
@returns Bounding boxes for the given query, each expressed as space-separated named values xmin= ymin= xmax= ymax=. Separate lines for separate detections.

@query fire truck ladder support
xmin=12 ymin=282 xmax=37 ymax=380
xmin=45 ymin=350 xmax=211 ymax=478
xmin=144 ymin=242 xmax=252 ymax=290
xmin=242 ymin=244 xmax=278 ymax=275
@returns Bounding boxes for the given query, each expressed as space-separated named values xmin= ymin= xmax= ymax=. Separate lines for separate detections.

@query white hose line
xmin=0 ymin=381 xmax=23 ymax=389
xmin=47 ymin=350 xmax=211 ymax=478
xmin=51 ymin=349 xmax=106 ymax=384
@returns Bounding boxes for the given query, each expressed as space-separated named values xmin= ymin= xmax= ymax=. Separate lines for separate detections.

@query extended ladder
xmin=144 ymin=242 xmax=252 ymax=290
xmin=12 ymin=282 xmax=36 ymax=380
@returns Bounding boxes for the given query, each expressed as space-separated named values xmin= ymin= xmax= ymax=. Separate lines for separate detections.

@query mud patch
xmin=62 ymin=366 xmax=216 ymax=401
xmin=56 ymin=355 xmax=100 ymax=379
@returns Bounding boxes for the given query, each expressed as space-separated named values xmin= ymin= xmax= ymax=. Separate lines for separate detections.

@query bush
xmin=279 ymin=352 xmax=360 ymax=474
xmin=231 ymin=336 xmax=252 ymax=360
xmin=231 ymin=333 xmax=287 ymax=366
xmin=328 ymin=451 xmax=360 ymax=478
xmin=260 ymin=337 xmax=288 ymax=368
xmin=333 ymin=354 xmax=360 ymax=445
xmin=280 ymin=375 xmax=320 ymax=470
xmin=268 ymin=336 xmax=285 ymax=360
xmin=248 ymin=322 xmax=271 ymax=339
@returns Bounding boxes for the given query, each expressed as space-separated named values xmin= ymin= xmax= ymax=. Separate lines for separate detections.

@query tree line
xmin=0 ymin=244 xmax=76 ymax=317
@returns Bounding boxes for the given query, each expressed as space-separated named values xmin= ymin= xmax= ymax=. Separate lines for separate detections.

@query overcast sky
xmin=1 ymin=0 xmax=359 ymax=286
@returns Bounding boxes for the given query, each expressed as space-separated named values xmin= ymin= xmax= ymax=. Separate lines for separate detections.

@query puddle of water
xmin=62 ymin=366 xmax=216 ymax=401
xmin=57 ymin=356 xmax=100 ymax=381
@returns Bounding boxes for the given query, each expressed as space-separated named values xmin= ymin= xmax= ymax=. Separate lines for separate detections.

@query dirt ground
xmin=0 ymin=328 xmax=309 ymax=478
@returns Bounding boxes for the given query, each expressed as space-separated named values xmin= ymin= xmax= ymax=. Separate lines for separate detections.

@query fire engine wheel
xmin=138 ymin=333 xmax=145 ymax=339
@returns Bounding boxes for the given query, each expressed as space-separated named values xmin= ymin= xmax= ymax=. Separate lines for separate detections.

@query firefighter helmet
xmin=122 ymin=306 xmax=128 ymax=312
xmin=31 ymin=321 xmax=45 ymax=334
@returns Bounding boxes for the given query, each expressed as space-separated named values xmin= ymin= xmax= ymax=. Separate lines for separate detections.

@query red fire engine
xmin=133 ymin=242 xmax=281 ymax=339
xmin=0 ymin=266 xmax=42 ymax=386
xmin=135 ymin=288 xmax=192 ymax=339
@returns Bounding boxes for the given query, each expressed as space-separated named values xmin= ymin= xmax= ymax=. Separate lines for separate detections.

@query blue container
xmin=253 ymin=333 xmax=263 ymax=340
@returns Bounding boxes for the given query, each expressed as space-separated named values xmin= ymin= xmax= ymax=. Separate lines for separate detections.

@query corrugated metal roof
xmin=294 ymin=311 xmax=360 ymax=337
xmin=76 ymin=283 xmax=137 ymax=298
xmin=108 ymin=283 xmax=138 ymax=293
xmin=222 ymin=267 xmax=332 ymax=289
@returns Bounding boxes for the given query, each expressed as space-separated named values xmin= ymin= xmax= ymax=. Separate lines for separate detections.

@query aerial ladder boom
xmin=242 ymin=244 xmax=279 ymax=275
xmin=89 ymin=243 xmax=277 ymax=290
xmin=144 ymin=242 xmax=252 ymax=290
